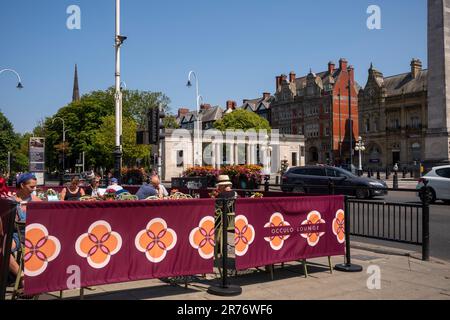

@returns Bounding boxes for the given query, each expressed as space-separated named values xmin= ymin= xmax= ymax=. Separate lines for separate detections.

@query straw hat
xmin=216 ymin=175 xmax=232 ymax=187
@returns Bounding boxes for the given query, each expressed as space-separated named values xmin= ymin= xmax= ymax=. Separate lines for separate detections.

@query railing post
xmin=376 ymin=170 xmax=381 ymax=180
xmin=422 ymin=195 xmax=430 ymax=262
xmin=334 ymin=196 xmax=363 ymax=273
xmin=208 ymin=198 xmax=242 ymax=296
xmin=385 ymin=168 xmax=390 ymax=180
xmin=393 ymin=172 xmax=399 ymax=190
xmin=328 ymin=178 xmax=335 ymax=195
xmin=264 ymin=175 xmax=270 ymax=192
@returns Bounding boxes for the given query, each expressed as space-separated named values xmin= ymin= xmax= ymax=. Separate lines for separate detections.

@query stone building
xmin=358 ymin=60 xmax=428 ymax=169
xmin=241 ymin=93 xmax=274 ymax=123
xmin=270 ymin=59 xmax=360 ymax=165
xmin=161 ymin=129 xmax=305 ymax=181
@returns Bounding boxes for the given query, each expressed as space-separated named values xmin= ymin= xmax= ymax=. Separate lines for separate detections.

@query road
xmin=350 ymin=191 xmax=450 ymax=262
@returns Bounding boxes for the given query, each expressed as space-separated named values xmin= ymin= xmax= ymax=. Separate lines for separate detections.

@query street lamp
xmin=354 ymin=136 xmax=366 ymax=176
xmin=187 ymin=71 xmax=203 ymax=166
xmin=114 ymin=0 xmax=126 ymax=182
xmin=0 ymin=68 xmax=23 ymax=89
xmin=52 ymin=117 xmax=67 ymax=173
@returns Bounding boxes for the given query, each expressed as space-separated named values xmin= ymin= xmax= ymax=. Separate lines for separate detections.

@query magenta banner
xmin=234 ymin=196 xmax=346 ymax=270
xmin=24 ymin=199 xmax=215 ymax=295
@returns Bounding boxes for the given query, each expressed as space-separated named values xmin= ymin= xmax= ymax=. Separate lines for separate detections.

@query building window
xmin=365 ymin=118 xmax=370 ymax=132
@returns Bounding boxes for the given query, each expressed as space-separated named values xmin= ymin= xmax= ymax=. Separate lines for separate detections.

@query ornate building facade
xmin=270 ymin=59 xmax=360 ymax=165
xmin=358 ymin=59 xmax=428 ymax=169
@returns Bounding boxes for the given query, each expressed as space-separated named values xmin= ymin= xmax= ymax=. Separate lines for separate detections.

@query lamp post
xmin=354 ymin=136 xmax=366 ymax=176
xmin=0 ymin=69 xmax=23 ymax=89
xmin=187 ymin=71 xmax=202 ymax=167
xmin=52 ymin=117 xmax=67 ymax=174
xmin=114 ymin=0 xmax=127 ymax=182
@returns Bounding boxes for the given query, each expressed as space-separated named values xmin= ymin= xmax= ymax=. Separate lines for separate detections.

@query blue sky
xmin=0 ymin=0 xmax=427 ymax=133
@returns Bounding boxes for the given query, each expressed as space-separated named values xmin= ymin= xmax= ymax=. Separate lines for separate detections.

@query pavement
xmin=12 ymin=242 xmax=449 ymax=300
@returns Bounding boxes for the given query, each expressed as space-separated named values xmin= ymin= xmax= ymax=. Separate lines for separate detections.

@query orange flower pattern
xmin=234 ymin=215 xmax=255 ymax=256
xmin=135 ymin=218 xmax=177 ymax=263
xmin=264 ymin=213 xmax=291 ymax=251
xmin=75 ymin=221 xmax=122 ymax=269
xmin=300 ymin=211 xmax=326 ymax=247
xmin=189 ymin=216 xmax=215 ymax=259
xmin=24 ymin=224 xmax=61 ymax=277
xmin=332 ymin=209 xmax=345 ymax=244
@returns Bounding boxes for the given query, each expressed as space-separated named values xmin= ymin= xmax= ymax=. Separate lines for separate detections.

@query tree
xmin=214 ymin=109 xmax=271 ymax=132
xmin=163 ymin=115 xmax=180 ymax=129
xmin=0 ymin=110 xmax=19 ymax=174
xmin=42 ymin=88 xmax=168 ymax=171
xmin=92 ymin=115 xmax=151 ymax=169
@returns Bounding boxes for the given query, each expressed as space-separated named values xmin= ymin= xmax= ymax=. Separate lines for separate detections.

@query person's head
xmin=0 ymin=177 xmax=9 ymax=197
xmin=70 ymin=176 xmax=80 ymax=188
xmin=150 ymin=175 xmax=160 ymax=187
xmin=111 ymin=178 xmax=118 ymax=185
xmin=216 ymin=175 xmax=232 ymax=192
xmin=17 ymin=173 xmax=37 ymax=196
xmin=91 ymin=176 xmax=101 ymax=188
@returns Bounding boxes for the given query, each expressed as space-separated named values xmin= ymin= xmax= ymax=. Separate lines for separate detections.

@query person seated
xmin=11 ymin=173 xmax=41 ymax=298
xmin=213 ymin=175 xmax=238 ymax=199
xmin=136 ymin=178 xmax=158 ymax=200
xmin=150 ymin=175 xmax=168 ymax=199
xmin=85 ymin=175 xmax=101 ymax=197
xmin=106 ymin=178 xmax=123 ymax=192
xmin=60 ymin=176 xmax=85 ymax=201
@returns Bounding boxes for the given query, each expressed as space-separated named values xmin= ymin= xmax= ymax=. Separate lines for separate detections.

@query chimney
xmin=410 ymin=59 xmax=422 ymax=78
xmin=339 ymin=58 xmax=348 ymax=71
xmin=276 ymin=76 xmax=282 ymax=91
xmin=200 ymin=104 xmax=211 ymax=111
xmin=289 ymin=72 xmax=296 ymax=83
xmin=347 ymin=65 xmax=355 ymax=83
xmin=177 ymin=108 xmax=189 ymax=118
xmin=328 ymin=61 xmax=335 ymax=74
xmin=263 ymin=92 xmax=271 ymax=100
xmin=226 ymin=100 xmax=237 ymax=110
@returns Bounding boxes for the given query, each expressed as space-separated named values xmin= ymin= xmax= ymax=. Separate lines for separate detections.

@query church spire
xmin=72 ymin=64 xmax=80 ymax=102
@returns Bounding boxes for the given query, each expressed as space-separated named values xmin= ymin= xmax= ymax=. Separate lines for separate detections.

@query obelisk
xmin=425 ymin=0 xmax=450 ymax=164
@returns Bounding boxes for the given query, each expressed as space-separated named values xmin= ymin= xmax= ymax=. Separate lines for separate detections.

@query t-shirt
xmin=136 ymin=184 xmax=158 ymax=200
xmin=106 ymin=184 xmax=123 ymax=192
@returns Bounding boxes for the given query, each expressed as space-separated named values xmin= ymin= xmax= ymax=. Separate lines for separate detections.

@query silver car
xmin=416 ymin=165 xmax=450 ymax=204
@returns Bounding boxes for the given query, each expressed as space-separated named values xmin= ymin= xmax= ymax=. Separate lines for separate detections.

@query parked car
xmin=281 ymin=165 xmax=388 ymax=199
xmin=338 ymin=164 xmax=358 ymax=175
xmin=416 ymin=165 xmax=450 ymax=204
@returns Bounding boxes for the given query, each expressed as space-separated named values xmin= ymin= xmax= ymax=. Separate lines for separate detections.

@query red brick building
xmin=270 ymin=58 xmax=360 ymax=165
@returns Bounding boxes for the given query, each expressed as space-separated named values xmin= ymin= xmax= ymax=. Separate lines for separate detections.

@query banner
xmin=24 ymin=199 xmax=215 ymax=295
xmin=234 ymin=196 xmax=345 ymax=270
xmin=29 ymin=137 xmax=45 ymax=185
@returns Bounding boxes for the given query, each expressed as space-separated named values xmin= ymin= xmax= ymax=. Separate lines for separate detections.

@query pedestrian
xmin=106 ymin=177 xmax=123 ymax=192
xmin=150 ymin=175 xmax=168 ymax=198
xmin=60 ymin=176 xmax=85 ymax=201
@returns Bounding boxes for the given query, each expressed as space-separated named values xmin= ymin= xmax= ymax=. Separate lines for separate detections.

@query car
xmin=281 ymin=165 xmax=388 ymax=199
xmin=338 ymin=164 xmax=358 ymax=175
xmin=416 ymin=165 xmax=450 ymax=204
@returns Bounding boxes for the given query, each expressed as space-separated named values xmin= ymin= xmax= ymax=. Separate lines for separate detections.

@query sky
xmin=0 ymin=0 xmax=427 ymax=133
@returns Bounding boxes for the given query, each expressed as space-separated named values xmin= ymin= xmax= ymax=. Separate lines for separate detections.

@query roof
xmin=178 ymin=106 xmax=224 ymax=124
xmin=383 ymin=70 xmax=428 ymax=96
xmin=240 ymin=96 xmax=274 ymax=111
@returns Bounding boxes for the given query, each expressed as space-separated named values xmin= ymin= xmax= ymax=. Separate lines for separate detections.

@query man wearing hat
xmin=215 ymin=175 xmax=238 ymax=199
xmin=106 ymin=177 xmax=123 ymax=192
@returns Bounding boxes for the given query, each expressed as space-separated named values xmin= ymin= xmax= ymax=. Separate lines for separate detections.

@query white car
xmin=416 ymin=165 xmax=450 ymax=203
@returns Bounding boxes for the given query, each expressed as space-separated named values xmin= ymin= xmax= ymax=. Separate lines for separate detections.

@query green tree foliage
xmin=163 ymin=115 xmax=180 ymax=129
xmin=214 ymin=109 xmax=271 ymax=132
xmin=0 ymin=110 xmax=19 ymax=174
xmin=43 ymin=88 xmax=167 ymax=171
xmin=92 ymin=115 xmax=151 ymax=168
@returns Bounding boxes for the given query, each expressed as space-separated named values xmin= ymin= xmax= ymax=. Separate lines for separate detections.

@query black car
xmin=281 ymin=166 xmax=388 ymax=199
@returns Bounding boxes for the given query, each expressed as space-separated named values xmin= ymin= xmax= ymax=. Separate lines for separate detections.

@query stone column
xmin=425 ymin=0 xmax=450 ymax=163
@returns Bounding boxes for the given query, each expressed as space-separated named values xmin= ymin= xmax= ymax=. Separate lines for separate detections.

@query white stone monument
xmin=425 ymin=0 xmax=450 ymax=164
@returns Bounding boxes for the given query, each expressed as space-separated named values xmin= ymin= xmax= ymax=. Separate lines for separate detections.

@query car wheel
xmin=293 ymin=186 xmax=306 ymax=194
xmin=420 ymin=187 xmax=436 ymax=204
xmin=355 ymin=189 xmax=368 ymax=199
